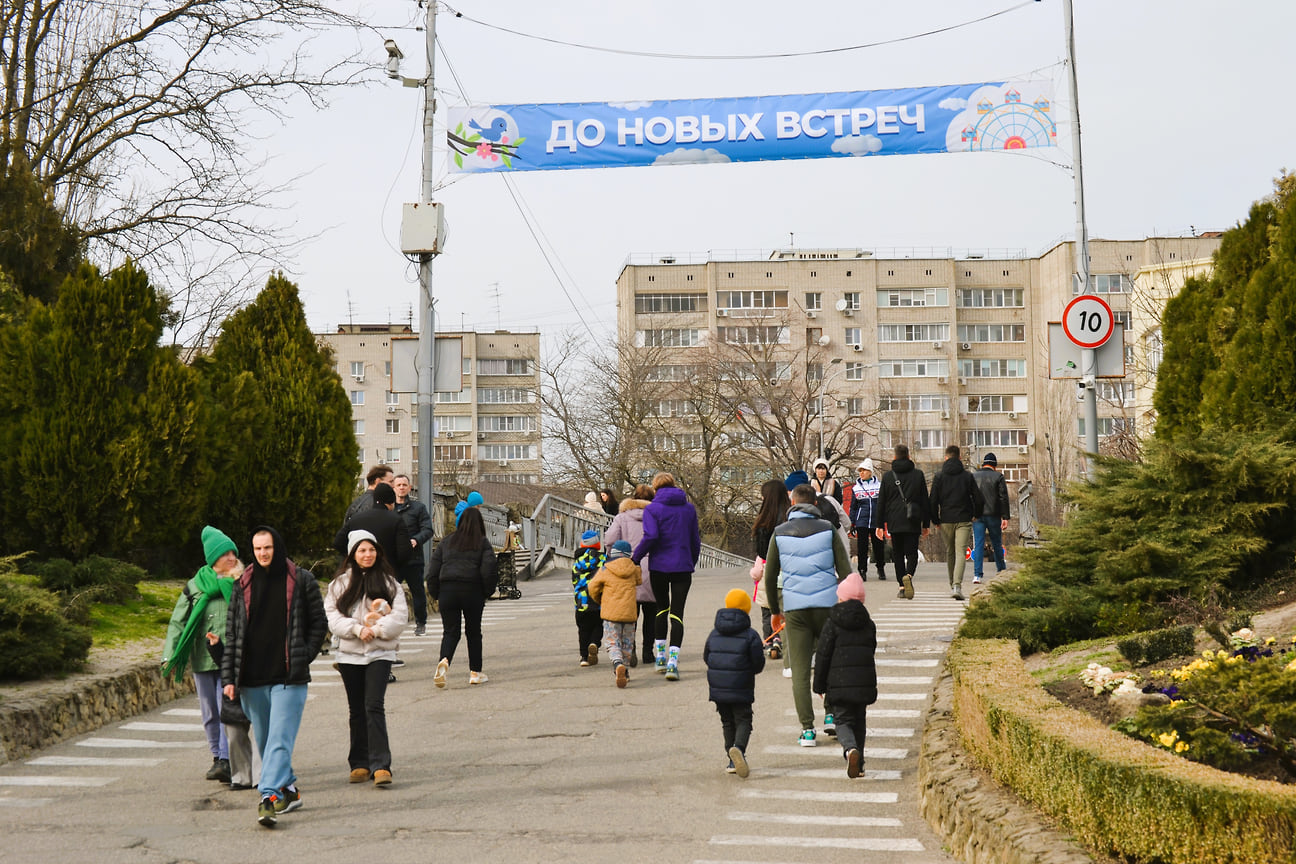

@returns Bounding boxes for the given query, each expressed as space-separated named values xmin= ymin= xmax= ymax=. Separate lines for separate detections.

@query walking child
xmin=587 ymin=540 xmax=642 ymax=688
xmin=703 ymin=589 xmax=767 ymax=778
xmin=572 ymin=529 xmax=605 ymax=666
xmin=812 ymin=572 xmax=878 ymax=778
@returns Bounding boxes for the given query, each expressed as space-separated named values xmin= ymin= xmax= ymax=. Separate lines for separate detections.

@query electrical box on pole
xmin=400 ymin=202 xmax=447 ymax=255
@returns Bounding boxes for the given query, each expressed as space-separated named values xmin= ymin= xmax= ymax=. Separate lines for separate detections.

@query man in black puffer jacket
xmin=812 ymin=572 xmax=877 ymax=779
xmin=874 ymin=444 xmax=930 ymax=599
xmin=703 ymin=589 xmax=766 ymax=778
xmin=928 ymin=444 xmax=985 ymax=602
xmin=222 ymin=526 xmax=327 ymax=827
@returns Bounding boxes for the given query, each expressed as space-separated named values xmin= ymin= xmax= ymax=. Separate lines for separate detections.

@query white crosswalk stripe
xmin=728 ymin=811 xmax=904 ymax=828
xmin=28 ymin=756 xmax=164 ymax=767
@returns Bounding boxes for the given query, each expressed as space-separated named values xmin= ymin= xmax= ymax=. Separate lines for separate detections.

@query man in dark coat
xmin=344 ymin=464 xmax=394 ymax=525
xmin=813 ymin=572 xmax=877 ymax=779
xmin=874 ymin=444 xmax=930 ymax=599
xmin=392 ymin=474 xmax=434 ymax=635
xmin=221 ymin=526 xmax=327 ymax=827
xmin=972 ymin=453 xmax=1012 ymax=585
xmin=334 ymin=482 xmax=411 ymax=569
xmin=928 ymin=444 xmax=985 ymax=601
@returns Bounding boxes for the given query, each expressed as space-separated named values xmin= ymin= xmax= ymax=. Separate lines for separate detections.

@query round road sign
xmin=1062 ymin=294 xmax=1116 ymax=349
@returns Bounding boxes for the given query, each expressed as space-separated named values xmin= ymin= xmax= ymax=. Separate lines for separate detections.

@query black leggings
xmin=438 ymin=582 xmax=486 ymax=672
xmin=649 ymin=570 xmax=692 ymax=648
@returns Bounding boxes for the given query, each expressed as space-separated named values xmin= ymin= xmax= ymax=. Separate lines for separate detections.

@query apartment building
xmin=615 ymin=235 xmax=1220 ymax=492
xmin=318 ymin=325 xmax=542 ymax=492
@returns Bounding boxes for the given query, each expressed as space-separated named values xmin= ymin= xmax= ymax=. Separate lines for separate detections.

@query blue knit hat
xmin=608 ymin=540 xmax=632 ymax=560
xmin=579 ymin=529 xmax=600 ymax=548
xmin=784 ymin=470 xmax=809 ymax=491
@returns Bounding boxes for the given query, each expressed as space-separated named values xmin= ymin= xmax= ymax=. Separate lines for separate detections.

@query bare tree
xmin=0 ymin=0 xmax=366 ymax=342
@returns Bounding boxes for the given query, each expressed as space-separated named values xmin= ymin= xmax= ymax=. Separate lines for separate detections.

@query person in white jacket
xmin=324 ymin=530 xmax=408 ymax=787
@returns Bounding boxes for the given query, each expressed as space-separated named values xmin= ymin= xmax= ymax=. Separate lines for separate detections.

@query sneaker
xmin=952 ymin=586 xmax=965 ymax=601
xmin=782 ymin=667 xmax=792 ymax=678
xmin=724 ymin=759 xmax=737 ymax=774
xmin=972 ymin=576 xmax=983 ymax=584
xmin=434 ymin=657 xmax=449 ymax=688
xmin=654 ymin=641 xmax=668 ymax=672
xmin=902 ymin=574 xmax=914 ymax=599
xmin=579 ymin=658 xmax=590 ymax=667
xmin=391 ymin=657 xmax=405 ymax=668
xmin=387 ymin=672 xmax=397 ymax=683
xmin=728 ymin=746 xmax=749 ymax=778
xmin=349 ymin=768 xmax=370 ymax=783
xmin=206 ymin=757 xmax=230 ymax=782
xmin=615 ymin=664 xmax=628 ymax=688
xmin=823 ymin=714 xmax=836 ymax=736
xmin=257 ymin=796 xmax=277 ymax=827
xmin=628 ymin=649 xmax=638 ymax=668
xmin=877 ymin=571 xmax=888 ymax=581
xmin=768 ymin=643 xmax=781 ymax=660
xmin=664 ymin=660 xmax=679 ymax=681
xmin=897 ymin=584 xmax=907 ymax=598
xmin=414 ymin=624 xmax=426 ymax=636
xmin=230 ymin=782 xmax=255 ymax=791
xmin=469 ymin=670 xmax=488 ymax=685
xmin=373 ymin=769 xmax=392 ymax=786
xmin=273 ymin=785 xmax=302 ymax=814
xmin=846 ymin=748 xmax=862 ymax=779
xmin=798 ymin=729 xmax=817 ymax=747
xmin=655 ymin=654 xmax=668 ymax=673
xmin=586 ymin=643 xmax=599 ymax=666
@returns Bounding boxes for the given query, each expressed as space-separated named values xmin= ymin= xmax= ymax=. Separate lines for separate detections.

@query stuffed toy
xmin=363 ymin=598 xmax=391 ymax=628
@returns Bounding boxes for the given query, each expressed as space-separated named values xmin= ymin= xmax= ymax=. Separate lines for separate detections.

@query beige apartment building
xmin=318 ymin=325 xmax=542 ymax=492
xmin=615 ymin=235 xmax=1220 ymax=494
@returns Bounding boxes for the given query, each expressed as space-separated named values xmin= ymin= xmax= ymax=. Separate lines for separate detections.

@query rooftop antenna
xmin=789 ymin=232 xmax=795 ymax=247
xmin=489 ymin=281 xmax=502 ymax=328
xmin=346 ymin=291 xmax=355 ymax=329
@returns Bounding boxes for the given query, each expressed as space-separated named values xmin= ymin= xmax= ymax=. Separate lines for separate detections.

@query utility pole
xmin=1063 ymin=0 xmax=1098 ymax=478
xmin=416 ymin=1 xmax=438 ymax=507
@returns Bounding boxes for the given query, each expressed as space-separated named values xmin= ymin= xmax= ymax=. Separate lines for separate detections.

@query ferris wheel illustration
xmin=960 ymin=88 xmax=1056 ymax=151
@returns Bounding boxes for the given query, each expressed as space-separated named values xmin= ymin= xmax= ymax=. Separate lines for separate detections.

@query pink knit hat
xmin=837 ymin=572 xmax=867 ymax=603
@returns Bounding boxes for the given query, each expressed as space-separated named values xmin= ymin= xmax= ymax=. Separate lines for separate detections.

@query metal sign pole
xmin=417 ymin=2 xmax=438 ymax=508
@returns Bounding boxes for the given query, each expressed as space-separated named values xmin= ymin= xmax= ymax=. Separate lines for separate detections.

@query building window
xmin=806 ymin=327 xmax=823 ymax=345
xmin=636 ymin=328 xmax=703 ymax=347
xmin=437 ymin=416 xmax=471 ymax=435
xmin=1113 ymin=311 xmax=1132 ymax=331
xmin=478 ymin=388 xmax=535 ymax=404
xmin=478 ymin=358 xmax=532 ymax=376
xmin=478 ymin=415 xmax=537 ymax=432
xmin=957 ymin=324 xmax=1025 ymax=342
xmin=435 ymin=388 xmax=472 ymax=403
xmin=959 ymin=359 xmax=1027 ymax=378
xmin=957 ymin=288 xmax=1024 ymax=308
xmin=635 ymin=293 xmax=707 ymax=314
xmin=715 ymin=290 xmax=789 ymax=311
xmin=480 ymin=444 xmax=535 ymax=460
xmin=845 ymin=362 xmax=868 ymax=381
xmin=879 ymin=394 xmax=949 ymax=412
xmin=912 ymin=429 xmax=947 ymax=451
xmin=1097 ymin=382 xmax=1135 ymax=406
xmin=999 ymin=463 xmax=1029 ymax=482
xmin=384 ymin=360 xmax=392 ymax=377
xmin=645 ymin=364 xmax=698 ymax=382
xmin=878 ymin=359 xmax=950 ymax=378
xmin=806 ymin=292 xmax=822 ymax=310
xmin=385 ymin=390 xmax=399 ymax=406
xmin=966 ymin=395 xmax=1010 ymax=413
xmin=352 ymin=419 xmax=365 ymax=435
xmin=843 ymin=292 xmax=861 ymax=310
xmin=845 ymin=327 xmax=862 ymax=347
xmin=349 ymin=361 xmax=365 ymax=379
xmin=807 ymin=362 xmax=824 ymax=382
xmin=965 ymin=429 xmax=1028 ymax=448
xmin=1072 ymin=274 xmax=1130 ymax=295
xmin=1078 ymin=417 xmax=1136 ymax=438
xmin=385 ymin=419 xmax=400 ymax=434
xmin=846 ymin=397 xmax=867 ymax=416
xmin=879 ymin=323 xmax=950 ymax=342
xmin=648 ymin=399 xmax=698 ymax=418
xmin=434 ymin=444 xmax=472 ymax=461
xmin=717 ymin=326 xmax=789 ymax=345
xmin=649 ymin=433 xmax=705 ymax=451
xmin=1146 ymin=329 xmax=1163 ymax=374
xmin=357 ymin=446 xmax=365 ymax=463
xmin=350 ymin=390 xmax=365 ymax=406
xmin=877 ymin=287 xmax=948 ymax=307
xmin=384 ymin=447 xmax=401 ymax=463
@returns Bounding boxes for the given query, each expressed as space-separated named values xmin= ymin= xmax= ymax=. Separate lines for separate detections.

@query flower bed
xmin=950 ymin=638 xmax=1296 ymax=864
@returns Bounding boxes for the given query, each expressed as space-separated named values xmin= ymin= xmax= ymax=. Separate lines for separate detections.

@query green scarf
xmin=163 ymin=565 xmax=235 ymax=682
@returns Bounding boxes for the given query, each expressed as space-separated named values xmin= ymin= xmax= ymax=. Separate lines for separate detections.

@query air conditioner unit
xmin=842 ymin=308 xmax=854 ymax=317
xmin=499 ymin=460 xmax=509 ymax=468
xmin=768 ymin=378 xmax=779 ymax=386
xmin=912 ymin=441 xmax=922 ymax=450
xmin=1017 ymin=445 xmax=1028 ymax=454
xmin=716 ymin=309 xmax=728 ymax=317
xmin=836 ymin=400 xmax=848 ymax=409
xmin=851 ymin=344 xmax=862 ymax=352
xmin=933 ymin=341 xmax=943 ymax=350
xmin=386 ymin=406 xmax=398 ymax=414
xmin=961 ymin=342 xmax=972 ymax=351
xmin=937 ymin=376 xmax=948 ymax=384
xmin=477 ymin=432 xmax=487 ymax=440
xmin=351 ymin=374 xmax=365 ymax=383
xmin=940 ymin=410 xmax=951 ymax=420
xmin=1007 ymin=411 xmax=1018 ymax=420
xmin=445 ymin=431 xmax=454 ymax=438
xmin=958 ymin=377 xmax=968 ymax=385
xmin=459 ymin=459 xmax=473 ymax=467
xmin=806 ymin=310 xmax=818 ymax=319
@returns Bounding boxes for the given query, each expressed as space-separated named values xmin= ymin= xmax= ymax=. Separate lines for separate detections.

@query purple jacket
xmin=632 ymin=486 xmax=701 ymax=574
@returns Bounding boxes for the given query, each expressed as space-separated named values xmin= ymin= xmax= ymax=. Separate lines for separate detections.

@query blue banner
xmin=447 ymin=81 xmax=1054 ymax=173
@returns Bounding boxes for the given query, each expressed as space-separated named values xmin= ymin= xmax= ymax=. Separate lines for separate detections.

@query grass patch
xmin=1027 ymin=636 xmax=1125 ymax=685
xmin=88 ymin=581 xmax=183 ymax=647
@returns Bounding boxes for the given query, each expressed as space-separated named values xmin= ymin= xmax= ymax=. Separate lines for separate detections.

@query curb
xmin=919 ymin=666 xmax=1098 ymax=864
xmin=0 ymin=660 xmax=194 ymax=766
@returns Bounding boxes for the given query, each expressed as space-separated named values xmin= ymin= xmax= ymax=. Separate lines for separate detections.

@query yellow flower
xmin=1203 ymin=650 xmax=1216 ymax=659
xmin=1217 ymin=649 xmax=1231 ymax=660
xmin=1286 ymin=658 xmax=1296 ymax=672
xmin=1175 ymin=741 xmax=1190 ymax=753
xmin=1158 ymin=731 xmax=1179 ymax=748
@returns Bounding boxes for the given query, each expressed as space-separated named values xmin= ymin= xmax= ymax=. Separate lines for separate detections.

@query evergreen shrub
xmin=0 ymin=571 xmax=92 ymax=679
xmin=1117 ymin=625 xmax=1196 ymax=666
xmin=33 ymin=555 xmax=143 ymax=604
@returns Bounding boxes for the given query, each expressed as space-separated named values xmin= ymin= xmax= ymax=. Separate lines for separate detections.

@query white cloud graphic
xmin=609 ymin=100 xmax=652 ymax=111
xmin=652 ymin=147 xmax=732 ymax=166
xmin=831 ymin=135 xmax=883 ymax=157
xmin=938 ymin=97 xmax=967 ymax=111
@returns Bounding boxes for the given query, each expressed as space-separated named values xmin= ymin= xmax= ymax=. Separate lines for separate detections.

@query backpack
xmin=816 ymin=493 xmax=843 ymax=529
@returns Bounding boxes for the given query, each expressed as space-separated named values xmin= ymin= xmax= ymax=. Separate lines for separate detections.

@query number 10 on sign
xmin=1062 ymin=294 xmax=1115 ymax=349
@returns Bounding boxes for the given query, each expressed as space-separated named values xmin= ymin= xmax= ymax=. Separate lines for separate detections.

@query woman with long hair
xmin=603 ymin=483 xmax=656 ymax=666
xmin=631 ymin=472 xmax=701 ymax=681
xmin=324 ymin=530 xmax=407 ymax=786
xmin=751 ymin=479 xmax=790 ymax=658
xmin=427 ymin=506 xmax=498 ymax=688
xmin=598 ymin=488 xmax=620 ymax=517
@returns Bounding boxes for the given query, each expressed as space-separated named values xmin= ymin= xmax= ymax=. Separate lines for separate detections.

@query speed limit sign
xmin=1062 ymin=294 xmax=1115 ymax=348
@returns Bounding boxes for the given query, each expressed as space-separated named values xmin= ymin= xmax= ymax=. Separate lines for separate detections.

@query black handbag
xmin=894 ymin=477 xmax=921 ymax=522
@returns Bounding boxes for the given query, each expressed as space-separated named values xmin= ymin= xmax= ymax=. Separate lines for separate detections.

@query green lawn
xmin=88 ymin=580 xmax=184 ymax=647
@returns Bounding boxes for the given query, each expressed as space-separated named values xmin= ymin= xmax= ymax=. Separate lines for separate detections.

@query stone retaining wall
xmin=919 ymin=668 xmax=1098 ymax=864
xmin=0 ymin=661 xmax=194 ymax=765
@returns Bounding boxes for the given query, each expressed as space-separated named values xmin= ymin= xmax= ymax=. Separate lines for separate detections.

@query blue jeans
xmin=193 ymin=670 xmax=228 ymax=759
xmin=240 ymin=683 xmax=308 ymax=799
xmin=972 ymin=518 xmax=1006 ymax=580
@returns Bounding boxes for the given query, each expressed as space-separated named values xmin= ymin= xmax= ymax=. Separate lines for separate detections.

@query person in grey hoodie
xmin=927 ymin=445 xmax=984 ymax=601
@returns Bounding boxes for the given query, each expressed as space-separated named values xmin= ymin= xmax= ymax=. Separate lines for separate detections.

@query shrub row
xmin=1116 ymin=625 xmax=1196 ymax=666
xmin=949 ymin=638 xmax=1296 ymax=864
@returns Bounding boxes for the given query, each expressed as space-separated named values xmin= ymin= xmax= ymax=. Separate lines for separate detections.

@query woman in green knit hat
xmin=163 ymin=525 xmax=245 ymax=786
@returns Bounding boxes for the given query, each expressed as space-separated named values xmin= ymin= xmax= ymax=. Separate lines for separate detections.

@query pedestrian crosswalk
xmin=699 ymin=584 xmax=969 ymax=863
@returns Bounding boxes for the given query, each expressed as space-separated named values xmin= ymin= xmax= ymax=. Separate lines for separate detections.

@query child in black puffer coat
xmin=812 ymin=572 xmax=878 ymax=779
xmin=703 ymin=588 xmax=766 ymax=778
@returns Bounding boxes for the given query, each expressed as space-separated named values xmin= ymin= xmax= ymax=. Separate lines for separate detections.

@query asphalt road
xmin=0 ymin=563 xmax=976 ymax=864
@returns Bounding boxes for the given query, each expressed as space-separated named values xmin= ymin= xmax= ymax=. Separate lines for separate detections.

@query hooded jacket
xmin=763 ymin=504 xmax=852 ymax=614
xmin=221 ymin=526 xmax=327 ymax=690
xmin=632 ymin=486 xmax=701 ymax=574
xmin=848 ymin=473 xmax=881 ymax=530
xmin=426 ymin=531 xmax=498 ymax=599
xmin=812 ymin=599 xmax=878 ymax=705
xmin=604 ymin=498 xmax=655 ymax=602
xmin=588 ymin=557 xmax=643 ymax=623
xmin=702 ymin=607 xmax=766 ymax=703
xmin=324 ymin=568 xmax=409 ymax=664
xmin=334 ymin=505 xmax=412 ymax=567
xmin=875 ymin=458 xmax=930 ymax=533
xmin=928 ymin=457 xmax=985 ymax=525
xmin=973 ymin=466 xmax=1012 ymax=520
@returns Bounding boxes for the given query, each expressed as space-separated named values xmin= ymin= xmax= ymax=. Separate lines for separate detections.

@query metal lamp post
xmin=817 ymin=358 xmax=844 ymax=462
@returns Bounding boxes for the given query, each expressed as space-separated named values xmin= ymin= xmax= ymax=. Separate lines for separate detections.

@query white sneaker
xmin=469 ymin=671 xmax=488 ymax=685
xmin=782 ymin=668 xmax=792 ymax=678
xmin=434 ymin=658 xmax=449 ymax=689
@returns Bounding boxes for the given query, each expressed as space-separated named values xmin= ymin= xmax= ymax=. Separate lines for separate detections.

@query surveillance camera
xmin=384 ymin=39 xmax=404 ymax=60
xmin=1075 ymin=380 xmax=1088 ymax=402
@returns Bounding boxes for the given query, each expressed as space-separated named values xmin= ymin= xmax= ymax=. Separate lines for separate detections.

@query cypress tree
xmin=199 ymin=272 xmax=355 ymax=552
xmin=0 ymin=261 xmax=208 ymax=557
xmin=0 ymin=160 xmax=81 ymax=305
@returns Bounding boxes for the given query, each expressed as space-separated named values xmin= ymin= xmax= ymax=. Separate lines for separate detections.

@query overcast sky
xmin=270 ymin=1 xmax=1294 ymax=339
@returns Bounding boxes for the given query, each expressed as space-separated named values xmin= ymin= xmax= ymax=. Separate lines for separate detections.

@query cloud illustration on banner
xmin=938 ymin=97 xmax=967 ymax=111
xmin=831 ymin=135 xmax=883 ymax=157
xmin=609 ymin=101 xmax=653 ymax=111
xmin=652 ymin=147 xmax=732 ymax=166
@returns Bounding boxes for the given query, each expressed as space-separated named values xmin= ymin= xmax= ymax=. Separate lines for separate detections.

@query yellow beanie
xmin=724 ymin=588 xmax=752 ymax=614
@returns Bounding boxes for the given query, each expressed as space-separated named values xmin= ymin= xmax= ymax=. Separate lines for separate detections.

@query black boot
xmin=206 ymin=757 xmax=231 ymax=783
